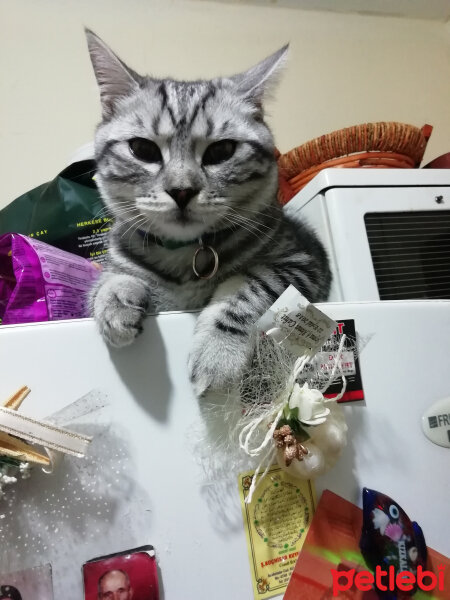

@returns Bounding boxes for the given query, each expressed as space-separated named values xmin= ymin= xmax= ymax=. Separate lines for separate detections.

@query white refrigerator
xmin=0 ymin=300 xmax=449 ymax=599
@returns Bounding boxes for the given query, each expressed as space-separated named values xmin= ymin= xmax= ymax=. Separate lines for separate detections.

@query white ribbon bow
xmin=0 ymin=406 xmax=92 ymax=458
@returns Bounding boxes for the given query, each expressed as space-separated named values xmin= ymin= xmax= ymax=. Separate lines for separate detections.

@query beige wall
xmin=1 ymin=0 xmax=450 ymax=207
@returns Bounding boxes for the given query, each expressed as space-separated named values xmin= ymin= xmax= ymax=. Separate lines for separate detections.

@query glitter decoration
xmin=0 ymin=390 xmax=152 ymax=600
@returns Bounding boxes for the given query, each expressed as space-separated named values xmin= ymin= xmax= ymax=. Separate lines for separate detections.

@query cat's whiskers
xmin=222 ymin=210 xmax=278 ymax=245
xmin=119 ymin=214 xmax=148 ymax=239
xmin=93 ymin=200 xmax=138 ymax=222
xmin=227 ymin=208 xmax=283 ymax=248
xmin=68 ymin=167 xmax=97 ymax=181
xmin=221 ymin=214 xmax=270 ymax=245
xmin=127 ymin=218 xmax=151 ymax=249
xmin=233 ymin=205 xmax=285 ymax=224
xmin=137 ymin=214 xmax=160 ymax=250
xmin=226 ymin=207 xmax=274 ymax=231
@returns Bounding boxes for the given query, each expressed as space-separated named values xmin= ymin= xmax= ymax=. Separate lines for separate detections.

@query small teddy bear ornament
xmin=273 ymin=383 xmax=348 ymax=479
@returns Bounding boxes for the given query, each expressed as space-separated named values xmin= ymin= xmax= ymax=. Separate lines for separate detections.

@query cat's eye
xmin=202 ymin=140 xmax=237 ymax=166
xmin=129 ymin=138 xmax=162 ymax=163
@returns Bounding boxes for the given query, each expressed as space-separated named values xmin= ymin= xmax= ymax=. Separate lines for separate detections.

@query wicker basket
xmin=277 ymin=122 xmax=433 ymax=205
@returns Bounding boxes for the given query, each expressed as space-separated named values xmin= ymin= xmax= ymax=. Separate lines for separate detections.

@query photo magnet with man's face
xmin=83 ymin=546 xmax=159 ymax=600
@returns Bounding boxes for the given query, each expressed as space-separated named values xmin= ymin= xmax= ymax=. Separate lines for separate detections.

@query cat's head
xmin=86 ymin=30 xmax=288 ymax=242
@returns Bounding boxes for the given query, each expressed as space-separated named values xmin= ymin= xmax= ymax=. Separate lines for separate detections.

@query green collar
xmin=136 ymin=228 xmax=221 ymax=279
xmin=137 ymin=229 xmax=198 ymax=250
xmin=136 ymin=225 xmax=236 ymax=250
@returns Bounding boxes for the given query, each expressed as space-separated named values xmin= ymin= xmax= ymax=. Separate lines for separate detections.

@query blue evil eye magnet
xmin=360 ymin=488 xmax=427 ymax=597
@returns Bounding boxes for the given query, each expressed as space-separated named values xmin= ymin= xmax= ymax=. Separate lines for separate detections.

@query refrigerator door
xmin=0 ymin=302 xmax=449 ymax=599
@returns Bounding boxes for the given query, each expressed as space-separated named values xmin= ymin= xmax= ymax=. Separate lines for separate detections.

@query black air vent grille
xmin=365 ymin=211 xmax=450 ymax=300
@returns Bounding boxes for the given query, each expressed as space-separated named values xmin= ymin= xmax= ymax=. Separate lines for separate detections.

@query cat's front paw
xmin=91 ymin=274 xmax=149 ymax=347
xmin=188 ymin=316 xmax=254 ymax=396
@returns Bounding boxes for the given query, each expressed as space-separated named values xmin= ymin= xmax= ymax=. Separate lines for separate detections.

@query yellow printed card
xmin=238 ymin=465 xmax=316 ymax=600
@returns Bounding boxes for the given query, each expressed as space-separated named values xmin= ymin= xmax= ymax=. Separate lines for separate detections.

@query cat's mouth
xmin=135 ymin=199 xmax=221 ymax=240
xmin=140 ymin=208 xmax=209 ymax=241
xmin=173 ymin=211 xmax=192 ymax=225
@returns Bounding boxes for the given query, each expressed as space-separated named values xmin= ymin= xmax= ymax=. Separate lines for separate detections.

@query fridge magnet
xmin=360 ymin=487 xmax=428 ymax=597
xmin=0 ymin=564 xmax=54 ymax=600
xmin=307 ymin=319 xmax=365 ymax=403
xmin=421 ymin=396 xmax=450 ymax=448
xmin=285 ymin=489 xmax=450 ymax=600
xmin=83 ymin=546 xmax=159 ymax=600
xmin=238 ymin=464 xmax=315 ymax=600
xmin=0 ymin=385 xmax=93 ymax=500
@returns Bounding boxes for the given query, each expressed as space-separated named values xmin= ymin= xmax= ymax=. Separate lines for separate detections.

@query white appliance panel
xmin=286 ymin=169 xmax=450 ymax=302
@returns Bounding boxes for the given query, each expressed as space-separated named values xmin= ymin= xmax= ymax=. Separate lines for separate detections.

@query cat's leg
xmin=188 ymin=271 xmax=286 ymax=396
xmin=90 ymin=271 xmax=151 ymax=347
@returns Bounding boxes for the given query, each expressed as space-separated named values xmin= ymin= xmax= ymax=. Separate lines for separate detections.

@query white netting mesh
xmin=191 ymin=328 xmax=360 ymax=497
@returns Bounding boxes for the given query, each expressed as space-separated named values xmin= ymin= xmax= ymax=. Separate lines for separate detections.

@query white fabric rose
xmin=289 ymin=383 xmax=330 ymax=425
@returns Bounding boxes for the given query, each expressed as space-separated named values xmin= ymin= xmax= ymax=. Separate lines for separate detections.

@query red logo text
xmin=331 ymin=565 xmax=445 ymax=596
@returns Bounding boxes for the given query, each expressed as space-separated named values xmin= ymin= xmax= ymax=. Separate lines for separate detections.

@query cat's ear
xmin=230 ymin=44 xmax=289 ymax=106
xmin=85 ymin=28 xmax=142 ymax=117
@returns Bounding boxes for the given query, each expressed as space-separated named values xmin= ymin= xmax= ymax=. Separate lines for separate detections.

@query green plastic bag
xmin=0 ymin=160 xmax=110 ymax=263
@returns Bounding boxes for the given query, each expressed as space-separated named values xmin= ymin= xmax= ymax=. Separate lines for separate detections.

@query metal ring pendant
xmin=192 ymin=245 xmax=219 ymax=280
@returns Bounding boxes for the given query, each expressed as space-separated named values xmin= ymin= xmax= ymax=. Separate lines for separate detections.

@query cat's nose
xmin=166 ymin=188 xmax=199 ymax=210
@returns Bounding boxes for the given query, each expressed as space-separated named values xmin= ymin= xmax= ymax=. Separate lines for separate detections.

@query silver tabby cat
xmin=86 ymin=30 xmax=331 ymax=395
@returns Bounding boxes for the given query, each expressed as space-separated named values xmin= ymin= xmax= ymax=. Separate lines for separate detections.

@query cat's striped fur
xmin=86 ymin=30 xmax=331 ymax=395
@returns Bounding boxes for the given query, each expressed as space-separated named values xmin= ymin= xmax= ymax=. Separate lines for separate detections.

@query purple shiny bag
xmin=0 ymin=233 xmax=101 ymax=325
